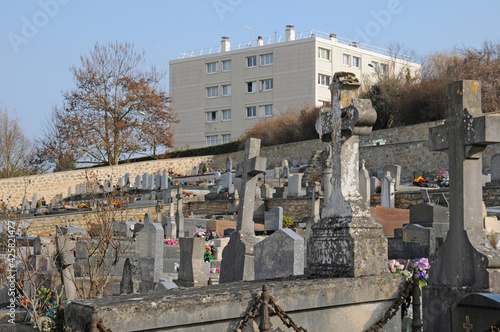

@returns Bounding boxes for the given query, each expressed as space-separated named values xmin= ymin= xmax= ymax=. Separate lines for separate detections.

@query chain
xmin=365 ymin=278 xmax=414 ymax=332
xmin=269 ymin=296 xmax=308 ymax=332
xmin=235 ymin=296 xmax=263 ymax=332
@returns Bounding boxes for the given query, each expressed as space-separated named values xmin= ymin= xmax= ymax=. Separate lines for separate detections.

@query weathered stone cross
xmin=428 ymin=80 xmax=500 ymax=288
xmin=235 ymin=138 xmax=267 ymax=234
xmin=219 ymin=138 xmax=266 ymax=283
xmin=316 ymin=72 xmax=377 ymax=219
xmin=308 ymin=72 xmax=386 ymax=278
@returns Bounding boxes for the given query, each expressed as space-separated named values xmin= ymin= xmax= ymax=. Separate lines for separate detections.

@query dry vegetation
xmin=241 ymin=107 xmax=320 ymax=147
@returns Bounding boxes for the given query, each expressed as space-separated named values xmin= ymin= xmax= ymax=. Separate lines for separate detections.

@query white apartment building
xmin=169 ymin=25 xmax=420 ymax=148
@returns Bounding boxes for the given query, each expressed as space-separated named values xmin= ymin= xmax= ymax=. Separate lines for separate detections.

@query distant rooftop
xmin=178 ymin=29 xmax=415 ymax=62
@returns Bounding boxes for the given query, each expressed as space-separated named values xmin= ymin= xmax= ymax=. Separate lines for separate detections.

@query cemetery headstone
xmin=143 ymin=212 xmax=154 ymax=225
xmin=264 ymin=207 xmax=283 ymax=231
xmin=288 ymin=174 xmax=305 ymax=197
xmin=383 ymin=164 xmax=401 ymax=189
xmin=175 ymin=237 xmax=207 ymax=287
xmin=491 ymin=154 xmax=500 ymax=185
xmin=423 ymin=80 xmax=500 ymax=331
xmin=142 ymin=173 xmax=148 ymax=190
xmin=160 ymin=174 xmax=168 ymax=190
xmin=119 ymin=258 xmax=142 ymax=294
xmin=451 ymin=293 xmax=500 ymax=331
xmin=305 ymin=182 xmax=321 ymax=242
xmin=55 ymin=228 xmax=78 ymax=300
xmin=381 ymin=171 xmax=395 ymax=208
xmin=282 ymin=160 xmax=289 ymax=178
xmin=176 ymin=187 xmax=185 ymax=238
xmin=148 ymin=174 xmax=154 ymax=190
xmin=260 ymin=184 xmax=271 ymax=199
xmin=308 ymin=72 xmax=387 ymax=277
xmin=359 ymin=160 xmax=370 ymax=206
xmin=254 ymin=229 xmax=304 ymax=280
xmin=135 ymin=222 xmax=164 ymax=282
xmin=135 ymin=175 xmax=141 ymax=189
xmin=220 ymin=138 xmax=266 ymax=283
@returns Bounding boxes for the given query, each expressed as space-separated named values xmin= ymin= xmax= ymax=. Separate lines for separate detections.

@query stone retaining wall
xmin=3 ymin=119 xmax=500 ymax=208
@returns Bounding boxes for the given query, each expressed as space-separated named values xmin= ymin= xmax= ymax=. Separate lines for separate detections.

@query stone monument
xmin=423 ymin=80 xmax=500 ymax=331
xmin=308 ymin=72 xmax=387 ymax=277
xmin=219 ymin=138 xmax=266 ymax=283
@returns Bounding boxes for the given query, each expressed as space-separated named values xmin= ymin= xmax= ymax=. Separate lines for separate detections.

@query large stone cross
xmin=428 ymin=80 xmax=500 ymax=288
xmin=235 ymin=138 xmax=267 ymax=234
xmin=219 ymin=138 xmax=266 ymax=283
xmin=316 ymin=72 xmax=377 ymax=219
xmin=308 ymin=72 xmax=386 ymax=278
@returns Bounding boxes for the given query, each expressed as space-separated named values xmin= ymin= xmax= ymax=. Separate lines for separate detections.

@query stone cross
xmin=176 ymin=186 xmax=185 ymax=238
xmin=428 ymin=80 xmax=500 ymax=286
xmin=315 ymin=72 xmax=376 ymax=219
xmin=424 ymin=80 xmax=500 ymax=331
xmin=308 ymin=72 xmax=386 ymax=277
xmin=220 ymin=138 xmax=266 ymax=283
xmin=234 ymin=138 xmax=267 ymax=234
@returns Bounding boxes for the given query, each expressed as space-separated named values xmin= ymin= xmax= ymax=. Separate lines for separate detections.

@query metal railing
xmin=178 ymin=29 xmax=414 ymax=62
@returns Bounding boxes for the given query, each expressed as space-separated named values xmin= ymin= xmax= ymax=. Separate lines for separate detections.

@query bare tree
xmin=0 ymin=108 xmax=35 ymax=178
xmin=61 ymin=41 xmax=178 ymax=166
xmin=36 ymin=106 xmax=78 ymax=172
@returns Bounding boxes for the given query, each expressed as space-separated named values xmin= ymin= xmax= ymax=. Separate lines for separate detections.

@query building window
xmin=206 ymin=86 xmax=218 ymax=98
xmin=206 ymin=135 xmax=218 ymax=146
xmin=353 ymin=56 xmax=361 ymax=68
xmin=222 ymin=85 xmax=231 ymax=96
xmin=343 ymin=54 xmax=351 ymax=66
xmin=260 ymin=105 xmax=273 ymax=117
xmin=318 ymin=74 xmax=331 ymax=86
xmin=247 ymin=56 xmax=257 ymax=68
xmin=380 ymin=63 xmax=388 ymax=75
xmin=246 ymin=81 xmax=257 ymax=93
xmin=318 ymin=48 xmax=331 ymax=60
xmin=371 ymin=61 xmax=379 ymax=73
xmin=246 ymin=106 xmax=257 ymax=118
xmin=222 ymin=60 xmax=231 ymax=71
xmin=206 ymin=111 xmax=218 ymax=123
xmin=206 ymin=62 xmax=217 ymax=74
xmin=260 ymin=53 xmax=273 ymax=66
xmin=260 ymin=79 xmax=273 ymax=91
xmin=222 ymin=134 xmax=231 ymax=144
xmin=222 ymin=109 xmax=231 ymax=121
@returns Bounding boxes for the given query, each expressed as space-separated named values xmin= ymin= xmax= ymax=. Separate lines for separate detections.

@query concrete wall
xmin=65 ymin=274 xmax=402 ymax=332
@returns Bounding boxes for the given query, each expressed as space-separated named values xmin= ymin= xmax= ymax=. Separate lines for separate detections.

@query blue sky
xmin=1 ymin=0 xmax=499 ymax=141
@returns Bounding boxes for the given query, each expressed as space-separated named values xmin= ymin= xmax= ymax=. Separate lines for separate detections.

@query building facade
xmin=169 ymin=26 xmax=420 ymax=148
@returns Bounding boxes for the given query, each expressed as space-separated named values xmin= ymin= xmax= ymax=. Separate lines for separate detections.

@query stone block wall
xmin=3 ymin=118 xmax=500 ymax=208
xmin=369 ymin=120 xmax=445 ymax=143
xmin=0 ymin=156 xmax=215 ymax=208
xmin=265 ymin=197 xmax=313 ymax=223
xmin=186 ymin=201 xmax=231 ymax=217
xmin=24 ymin=205 xmax=166 ymax=237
